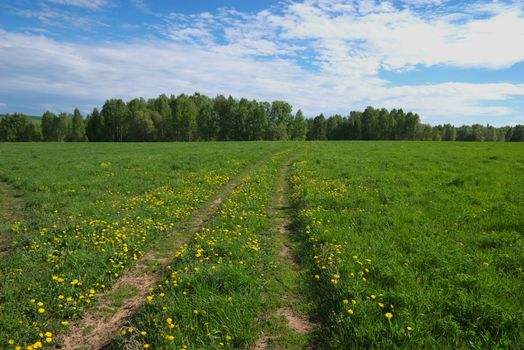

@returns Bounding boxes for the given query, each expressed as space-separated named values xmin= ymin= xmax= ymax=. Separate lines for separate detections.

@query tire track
xmin=59 ymin=155 xmax=274 ymax=350
xmin=254 ymin=158 xmax=315 ymax=350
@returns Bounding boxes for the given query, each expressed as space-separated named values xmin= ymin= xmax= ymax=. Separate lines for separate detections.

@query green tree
xmin=309 ymin=114 xmax=327 ymax=140
xmin=41 ymin=111 xmax=57 ymax=141
xmin=85 ymin=108 xmax=104 ymax=142
xmin=151 ymin=94 xmax=172 ymax=140
xmin=215 ymin=95 xmax=237 ymax=141
xmin=362 ymin=107 xmax=379 ymax=140
xmin=377 ymin=108 xmax=393 ymax=139
xmin=347 ymin=111 xmax=363 ymax=139
xmin=403 ymin=112 xmax=420 ymax=140
xmin=175 ymin=95 xmax=197 ymax=141
xmin=392 ymin=109 xmax=405 ymax=140
xmin=326 ymin=114 xmax=344 ymax=140
xmin=127 ymin=98 xmax=155 ymax=141
xmin=101 ymin=99 xmax=128 ymax=141
xmin=130 ymin=110 xmax=155 ymax=141
xmin=0 ymin=114 xmax=40 ymax=141
xmin=245 ymin=101 xmax=269 ymax=141
xmin=71 ymin=108 xmax=86 ymax=141
xmin=442 ymin=124 xmax=456 ymax=141
xmin=55 ymin=112 xmax=71 ymax=142
xmin=268 ymin=101 xmax=292 ymax=140
xmin=289 ymin=109 xmax=308 ymax=140
xmin=510 ymin=125 xmax=524 ymax=141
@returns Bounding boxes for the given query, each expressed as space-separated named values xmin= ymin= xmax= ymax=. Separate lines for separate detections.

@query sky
xmin=0 ymin=0 xmax=523 ymax=126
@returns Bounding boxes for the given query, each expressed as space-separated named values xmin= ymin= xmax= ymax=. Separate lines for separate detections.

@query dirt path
xmin=0 ymin=180 xmax=24 ymax=257
xmin=59 ymin=156 xmax=272 ymax=350
xmin=254 ymin=159 xmax=315 ymax=350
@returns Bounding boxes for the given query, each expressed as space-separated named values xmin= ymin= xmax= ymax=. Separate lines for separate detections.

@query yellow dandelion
xmin=385 ymin=312 xmax=393 ymax=319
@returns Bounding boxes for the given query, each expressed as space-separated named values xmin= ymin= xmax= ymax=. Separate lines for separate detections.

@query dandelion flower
xmin=385 ymin=312 xmax=393 ymax=319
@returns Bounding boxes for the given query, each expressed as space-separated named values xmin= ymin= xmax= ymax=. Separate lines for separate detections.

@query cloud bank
xmin=0 ymin=0 xmax=523 ymax=125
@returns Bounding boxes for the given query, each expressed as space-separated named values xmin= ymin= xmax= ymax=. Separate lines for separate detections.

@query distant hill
xmin=0 ymin=114 xmax=41 ymax=124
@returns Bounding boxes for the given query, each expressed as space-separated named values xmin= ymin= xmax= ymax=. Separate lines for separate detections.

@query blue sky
xmin=0 ymin=0 xmax=523 ymax=125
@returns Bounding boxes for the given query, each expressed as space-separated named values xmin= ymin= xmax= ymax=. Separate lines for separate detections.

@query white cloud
xmin=46 ymin=0 xmax=107 ymax=10
xmin=130 ymin=0 xmax=155 ymax=15
xmin=1 ymin=0 xmax=524 ymax=125
xmin=0 ymin=103 xmax=7 ymax=108
xmin=16 ymin=4 xmax=107 ymax=29
xmin=1 ymin=28 xmax=523 ymax=125
xmin=157 ymin=1 xmax=524 ymax=75
xmin=277 ymin=0 xmax=524 ymax=75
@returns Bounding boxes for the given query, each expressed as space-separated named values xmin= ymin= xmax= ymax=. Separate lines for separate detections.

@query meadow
xmin=0 ymin=142 xmax=522 ymax=349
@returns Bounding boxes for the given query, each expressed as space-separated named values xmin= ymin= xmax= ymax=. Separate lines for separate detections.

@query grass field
xmin=0 ymin=142 xmax=522 ymax=349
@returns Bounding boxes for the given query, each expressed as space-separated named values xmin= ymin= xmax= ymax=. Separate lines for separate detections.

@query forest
xmin=1 ymin=93 xmax=523 ymax=142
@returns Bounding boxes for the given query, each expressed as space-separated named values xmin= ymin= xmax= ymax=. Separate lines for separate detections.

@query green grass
xmin=290 ymin=141 xmax=524 ymax=349
xmin=109 ymin=149 xmax=295 ymax=349
xmin=0 ymin=142 xmax=287 ymax=349
xmin=0 ymin=141 xmax=522 ymax=349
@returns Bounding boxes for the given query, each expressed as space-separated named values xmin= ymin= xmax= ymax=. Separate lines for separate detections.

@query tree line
xmin=1 ymin=93 xmax=523 ymax=142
